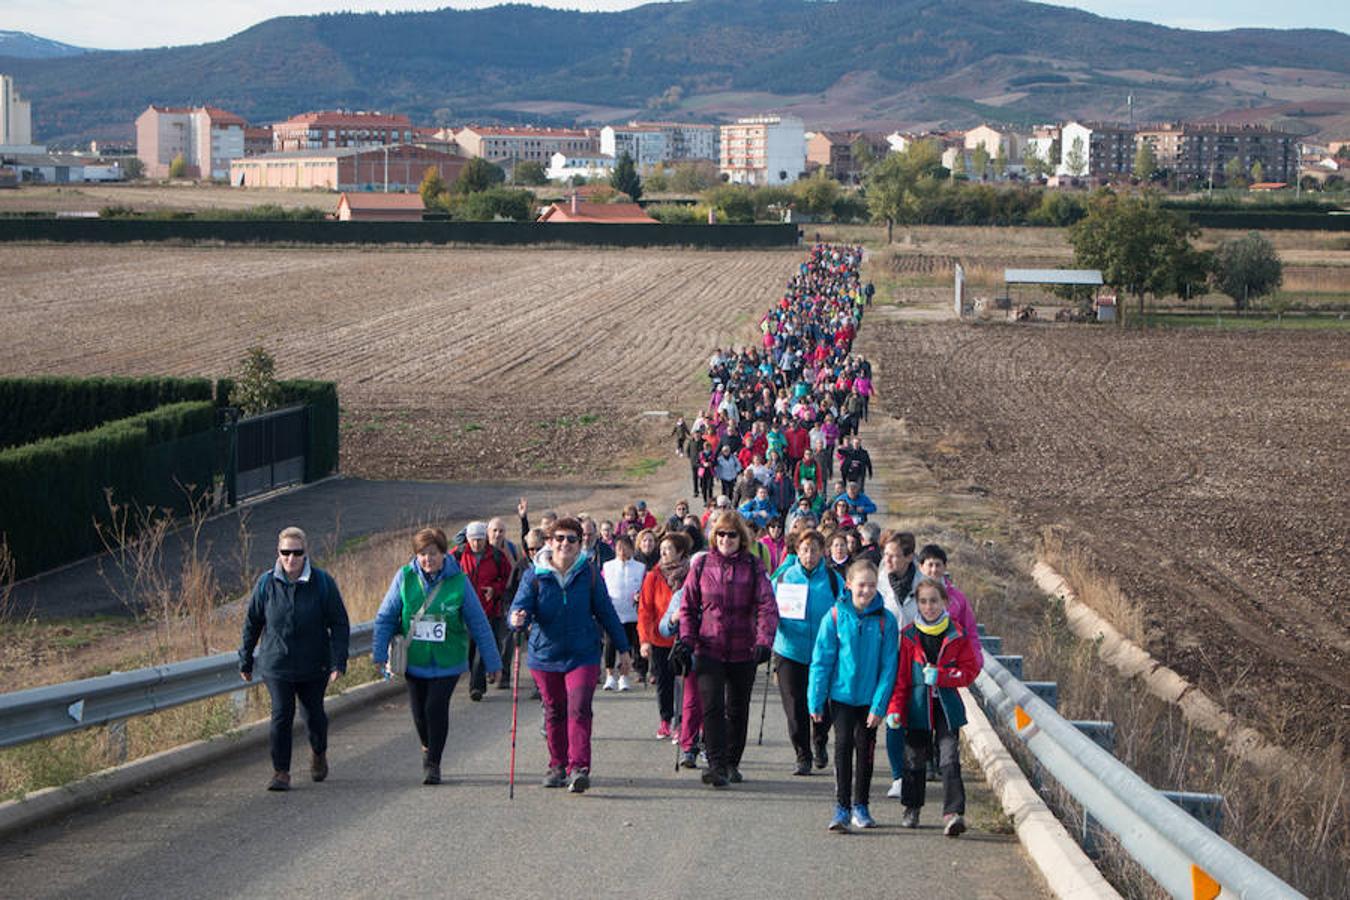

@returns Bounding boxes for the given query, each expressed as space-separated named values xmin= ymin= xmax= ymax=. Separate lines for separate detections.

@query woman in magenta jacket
xmin=678 ymin=510 xmax=779 ymax=788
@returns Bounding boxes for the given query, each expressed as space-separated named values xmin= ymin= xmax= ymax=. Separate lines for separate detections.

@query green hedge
xmin=0 ymin=401 xmax=217 ymax=579
xmin=0 ymin=376 xmax=213 ymax=450
xmin=1183 ymin=211 xmax=1350 ymax=231
xmin=214 ymin=378 xmax=340 ymax=483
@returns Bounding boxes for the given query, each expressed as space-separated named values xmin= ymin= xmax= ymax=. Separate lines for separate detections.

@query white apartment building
xmin=135 ymin=105 xmax=246 ymax=179
xmin=546 ymin=152 xmax=616 ymax=183
xmin=719 ymin=115 xmax=805 ymax=186
xmin=601 ymin=122 xmax=718 ymax=171
xmin=1057 ymin=121 xmax=1135 ymax=179
xmin=1 ymin=75 xmax=34 ymax=147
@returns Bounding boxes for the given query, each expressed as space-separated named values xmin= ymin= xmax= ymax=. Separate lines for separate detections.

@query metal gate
xmin=233 ymin=405 xmax=307 ymax=501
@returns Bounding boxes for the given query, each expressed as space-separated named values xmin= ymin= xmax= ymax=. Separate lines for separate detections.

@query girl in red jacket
xmin=885 ymin=577 xmax=980 ymax=837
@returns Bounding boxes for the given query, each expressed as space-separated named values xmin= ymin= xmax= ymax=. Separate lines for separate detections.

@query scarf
xmin=659 ymin=557 xmax=690 ymax=591
xmin=914 ymin=612 xmax=950 ymax=636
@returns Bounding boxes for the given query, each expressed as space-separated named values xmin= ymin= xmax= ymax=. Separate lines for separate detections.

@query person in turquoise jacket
xmin=807 ymin=559 xmax=899 ymax=833
xmin=770 ymin=529 xmax=844 ymax=775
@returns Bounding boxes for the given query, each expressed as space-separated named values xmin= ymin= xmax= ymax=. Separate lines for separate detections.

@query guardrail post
xmin=1071 ymin=720 xmax=1115 ymax=754
xmin=231 ymin=687 xmax=250 ymax=723
xmin=979 ymin=635 xmax=1002 ymax=655
xmin=993 ymin=654 xmax=1023 ymax=679
xmin=106 ymin=719 xmax=128 ymax=764
xmin=1162 ymin=791 xmax=1225 ymax=836
xmin=1024 ymin=681 xmax=1058 ymax=710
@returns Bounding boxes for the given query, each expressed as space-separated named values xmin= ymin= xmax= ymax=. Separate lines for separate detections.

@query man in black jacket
xmin=239 ymin=526 xmax=350 ymax=792
xmin=838 ymin=434 xmax=874 ymax=491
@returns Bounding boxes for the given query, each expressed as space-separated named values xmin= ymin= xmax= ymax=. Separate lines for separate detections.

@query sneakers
xmin=567 ymin=768 xmax=590 ymax=794
xmin=423 ymin=764 xmax=441 ymax=786
xmin=656 ymin=720 xmax=672 ymax=740
xmin=469 ymin=688 xmax=484 ymax=702
xmin=680 ymin=750 xmax=699 ymax=769
xmin=727 ymin=766 xmax=743 ymax=784
xmin=602 ymin=674 xmax=619 ymax=691
xmin=310 ymin=752 xmax=328 ymax=783
xmin=851 ymin=804 xmax=877 ymax=829
xmin=701 ymin=767 xmax=729 ymax=788
xmin=900 ymin=807 xmax=920 ymax=828
xmin=886 ymin=778 xmax=904 ymax=798
xmin=943 ymin=813 xmax=967 ymax=838
xmin=827 ymin=804 xmax=851 ymax=833
xmin=793 ymin=759 xmax=812 ymax=776
xmin=542 ymin=766 xmax=567 ymax=788
xmin=617 ymin=675 xmax=633 ymax=692
xmin=267 ymin=771 xmax=290 ymax=792
xmin=813 ymin=746 xmax=829 ymax=769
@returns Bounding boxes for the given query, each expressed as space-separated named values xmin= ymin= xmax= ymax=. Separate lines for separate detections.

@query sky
xmin=4 ymin=0 xmax=1342 ymax=51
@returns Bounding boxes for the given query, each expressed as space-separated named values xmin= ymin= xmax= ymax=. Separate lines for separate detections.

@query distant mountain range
xmin=0 ymin=31 xmax=89 ymax=60
xmin=3 ymin=0 xmax=1348 ymax=146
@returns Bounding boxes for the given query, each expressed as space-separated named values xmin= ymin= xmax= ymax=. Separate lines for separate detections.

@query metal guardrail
xmin=0 ymin=623 xmax=373 ymax=750
xmin=973 ymin=652 xmax=1305 ymax=900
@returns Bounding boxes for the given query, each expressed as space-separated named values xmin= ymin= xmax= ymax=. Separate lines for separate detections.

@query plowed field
xmin=0 ymin=245 xmax=798 ymax=478
xmin=863 ymin=322 xmax=1350 ymax=745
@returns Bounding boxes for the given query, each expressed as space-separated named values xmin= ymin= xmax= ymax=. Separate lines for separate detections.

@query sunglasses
xmin=715 ymin=530 xmax=739 ymax=539
xmin=278 ymin=548 xmax=305 ymax=557
xmin=552 ymin=533 xmax=581 ymax=544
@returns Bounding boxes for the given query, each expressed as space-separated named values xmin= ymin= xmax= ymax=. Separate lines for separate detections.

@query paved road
xmin=0 ymin=675 xmax=1039 ymax=900
xmin=13 ymin=478 xmax=610 ymax=619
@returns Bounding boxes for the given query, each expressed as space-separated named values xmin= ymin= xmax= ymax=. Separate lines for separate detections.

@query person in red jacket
xmin=637 ymin=531 xmax=692 ymax=740
xmin=885 ymin=577 xmax=980 ymax=837
xmin=678 ymin=510 xmax=778 ymax=788
xmin=456 ymin=521 xmax=512 ymax=702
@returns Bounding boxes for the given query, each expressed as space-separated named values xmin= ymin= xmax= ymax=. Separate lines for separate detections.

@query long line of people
xmin=238 ymin=244 xmax=985 ymax=837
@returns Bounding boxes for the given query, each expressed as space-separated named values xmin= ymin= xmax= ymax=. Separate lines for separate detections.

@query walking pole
xmin=757 ymin=655 xmax=772 ymax=746
xmin=508 ymin=630 xmax=524 ymax=800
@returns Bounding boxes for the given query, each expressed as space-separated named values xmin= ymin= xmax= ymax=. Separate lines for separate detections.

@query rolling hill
xmin=3 ymin=0 xmax=1348 ymax=145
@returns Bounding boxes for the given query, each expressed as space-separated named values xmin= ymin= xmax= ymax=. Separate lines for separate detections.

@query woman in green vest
xmin=374 ymin=527 xmax=502 ymax=785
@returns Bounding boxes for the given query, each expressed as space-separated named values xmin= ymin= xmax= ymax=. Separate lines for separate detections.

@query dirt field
xmin=861 ymin=321 xmax=1350 ymax=746
xmin=0 ymin=245 xmax=798 ymax=479
xmin=0 ymin=183 xmax=338 ymax=214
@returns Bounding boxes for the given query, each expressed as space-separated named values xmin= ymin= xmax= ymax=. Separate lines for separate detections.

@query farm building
xmin=1 ymin=153 xmax=123 ymax=183
xmin=537 ymin=195 xmax=657 ymax=224
xmin=230 ymin=144 xmax=467 ymax=192
xmin=336 ymin=192 xmax=425 ymax=221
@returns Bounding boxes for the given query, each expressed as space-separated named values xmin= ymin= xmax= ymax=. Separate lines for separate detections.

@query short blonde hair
xmin=278 ymin=526 xmax=307 ymax=547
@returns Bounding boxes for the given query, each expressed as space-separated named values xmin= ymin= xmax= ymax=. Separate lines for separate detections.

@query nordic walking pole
xmin=508 ymin=630 xmax=524 ymax=800
xmin=757 ymin=655 xmax=771 ymax=746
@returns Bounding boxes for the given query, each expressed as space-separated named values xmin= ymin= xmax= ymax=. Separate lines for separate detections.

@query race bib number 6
xmin=412 ymin=618 xmax=446 ymax=642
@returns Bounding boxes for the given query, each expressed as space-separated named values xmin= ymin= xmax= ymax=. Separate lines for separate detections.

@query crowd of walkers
xmin=238 ymin=244 xmax=985 ymax=836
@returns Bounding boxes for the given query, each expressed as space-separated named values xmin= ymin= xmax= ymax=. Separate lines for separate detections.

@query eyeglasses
xmin=552 ymin=533 xmax=580 ymax=544
xmin=278 ymin=548 xmax=305 ymax=557
xmin=715 ymin=531 xmax=739 ymax=539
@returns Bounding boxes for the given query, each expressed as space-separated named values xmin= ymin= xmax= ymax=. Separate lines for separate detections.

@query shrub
xmin=0 ymin=376 xmax=212 ymax=450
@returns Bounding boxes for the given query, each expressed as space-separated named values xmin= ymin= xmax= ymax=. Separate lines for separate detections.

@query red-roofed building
xmin=273 ymin=110 xmax=414 ymax=151
xmin=336 ymin=192 xmax=425 ymax=221
xmin=135 ymin=104 xmax=247 ymax=179
xmin=537 ymin=194 xmax=657 ymax=224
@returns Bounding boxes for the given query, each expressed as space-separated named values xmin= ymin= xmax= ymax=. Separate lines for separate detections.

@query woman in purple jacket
xmin=678 ymin=510 xmax=779 ymax=788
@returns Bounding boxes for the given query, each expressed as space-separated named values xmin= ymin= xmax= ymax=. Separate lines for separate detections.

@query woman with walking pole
xmin=510 ymin=516 xmax=631 ymax=794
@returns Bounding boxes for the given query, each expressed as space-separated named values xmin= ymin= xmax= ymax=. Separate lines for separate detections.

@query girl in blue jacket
xmin=807 ymin=559 xmax=899 ymax=833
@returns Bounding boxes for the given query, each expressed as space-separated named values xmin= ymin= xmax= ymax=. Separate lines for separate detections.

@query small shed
xmin=336 ymin=192 xmax=425 ymax=222
xmin=1002 ymin=268 xmax=1104 ymax=314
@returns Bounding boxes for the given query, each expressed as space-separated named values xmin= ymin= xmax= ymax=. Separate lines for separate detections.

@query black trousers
xmin=649 ymin=644 xmax=676 ymax=722
xmin=720 ymin=478 xmax=737 ymax=498
xmin=604 ymin=621 xmax=645 ymax=677
xmin=830 ymin=701 xmax=878 ymax=808
xmin=774 ymin=654 xmax=830 ymax=764
xmin=696 ymin=657 xmax=758 ymax=772
xmin=901 ymin=706 xmax=965 ymax=814
xmin=470 ymin=615 xmax=507 ymax=694
xmin=406 ymin=673 xmax=460 ymax=766
xmin=264 ymin=676 xmax=328 ymax=773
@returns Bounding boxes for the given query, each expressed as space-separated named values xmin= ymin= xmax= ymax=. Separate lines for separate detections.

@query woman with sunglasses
xmin=509 ymin=516 xmax=631 ymax=794
xmin=679 ymin=510 xmax=778 ymax=788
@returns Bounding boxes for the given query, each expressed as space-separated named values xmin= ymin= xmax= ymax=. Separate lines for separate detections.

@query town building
xmin=537 ymin=194 xmax=657 ymax=223
xmin=963 ymin=124 xmax=1026 ymax=176
xmin=600 ymin=122 xmax=718 ymax=170
xmin=1021 ymin=125 xmax=1061 ymax=176
xmin=805 ymin=130 xmax=890 ymax=182
xmin=244 ymin=126 xmax=273 ymax=157
xmin=455 ymin=126 xmax=599 ymax=164
xmin=1058 ymin=121 xmax=1136 ymax=180
xmin=1134 ymin=123 xmax=1298 ymax=184
xmin=719 ymin=115 xmax=806 ymax=186
xmin=546 ymin=151 xmax=615 ymax=183
xmin=335 ymin=192 xmax=425 ymax=221
xmin=229 ymin=144 xmax=467 ymax=192
xmin=135 ymin=105 xmax=247 ymax=179
xmin=1 ymin=75 xmax=34 ymax=147
xmin=272 ymin=110 xmax=413 ymax=152
xmin=2 ymin=153 xmax=124 ymax=184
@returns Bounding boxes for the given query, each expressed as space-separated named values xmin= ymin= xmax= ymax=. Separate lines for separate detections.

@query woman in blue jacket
xmin=770 ymin=529 xmax=844 ymax=776
xmin=372 ymin=527 xmax=501 ymax=786
xmin=509 ymin=516 xmax=631 ymax=794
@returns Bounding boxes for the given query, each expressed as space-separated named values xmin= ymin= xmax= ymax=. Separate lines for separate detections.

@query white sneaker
xmin=887 ymin=778 xmax=904 ymax=798
xmin=617 ymin=675 xmax=633 ymax=692
xmin=602 ymin=674 xmax=618 ymax=691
